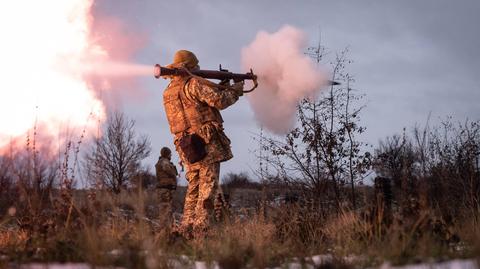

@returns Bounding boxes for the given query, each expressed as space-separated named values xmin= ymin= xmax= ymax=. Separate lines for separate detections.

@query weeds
xmin=1 ymin=119 xmax=479 ymax=268
xmin=0 ymin=183 xmax=478 ymax=268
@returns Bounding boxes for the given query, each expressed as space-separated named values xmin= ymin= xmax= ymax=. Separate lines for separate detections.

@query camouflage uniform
xmin=163 ymin=52 xmax=241 ymax=233
xmin=155 ymin=156 xmax=178 ymax=227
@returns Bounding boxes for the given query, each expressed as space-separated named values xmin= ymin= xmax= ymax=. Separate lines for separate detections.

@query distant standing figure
xmin=155 ymin=147 xmax=178 ymax=228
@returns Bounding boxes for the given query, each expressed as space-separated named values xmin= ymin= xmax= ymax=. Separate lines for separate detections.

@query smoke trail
xmin=81 ymin=14 xmax=151 ymax=97
xmin=241 ymin=25 xmax=328 ymax=134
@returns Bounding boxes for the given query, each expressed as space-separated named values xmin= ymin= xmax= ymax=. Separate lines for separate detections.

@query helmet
xmin=167 ymin=50 xmax=199 ymax=69
xmin=160 ymin=147 xmax=172 ymax=158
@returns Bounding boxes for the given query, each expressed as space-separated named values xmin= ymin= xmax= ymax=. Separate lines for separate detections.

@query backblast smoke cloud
xmin=242 ymin=25 xmax=328 ymax=135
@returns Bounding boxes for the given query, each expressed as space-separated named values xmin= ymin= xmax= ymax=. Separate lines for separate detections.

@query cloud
xmin=92 ymin=0 xmax=480 ymax=177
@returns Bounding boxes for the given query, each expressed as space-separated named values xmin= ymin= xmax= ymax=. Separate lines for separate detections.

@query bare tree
xmin=257 ymin=46 xmax=370 ymax=211
xmin=84 ymin=112 xmax=151 ymax=193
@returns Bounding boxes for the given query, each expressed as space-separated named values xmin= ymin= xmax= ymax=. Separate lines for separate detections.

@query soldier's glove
xmin=231 ymin=81 xmax=244 ymax=97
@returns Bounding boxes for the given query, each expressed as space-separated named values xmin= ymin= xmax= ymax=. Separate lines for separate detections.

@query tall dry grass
xmin=1 ymin=119 xmax=479 ymax=268
xmin=1 ymin=183 xmax=479 ymax=268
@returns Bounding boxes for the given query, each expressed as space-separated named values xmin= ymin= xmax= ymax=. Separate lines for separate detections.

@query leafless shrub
xmin=374 ymin=119 xmax=480 ymax=221
xmin=0 ymin=136 xmax=59 ymax=215
xmin=257 ymin=47 xmax=371 ymax=211
xmin=84 ymin=112 xmax=151 ymax=193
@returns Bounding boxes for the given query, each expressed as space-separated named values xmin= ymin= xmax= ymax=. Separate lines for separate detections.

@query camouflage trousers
xmin=181 ymin=162 xmax=221 ymax=232
xmin=158 ymin=188 xmax=174 ymax=228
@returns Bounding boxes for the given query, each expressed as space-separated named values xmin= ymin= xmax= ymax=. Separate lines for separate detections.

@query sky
xmin=92 ymin=0 xmax=480 ymax=183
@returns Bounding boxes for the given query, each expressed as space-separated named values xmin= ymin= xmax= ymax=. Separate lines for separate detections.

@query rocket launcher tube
xmin=153 ymin=64 xmax=339 ymax=92
xmin=154 ymin=64 xmax=257 ymax=81
xmin=154 ymin=64 xmax=259 ymax=92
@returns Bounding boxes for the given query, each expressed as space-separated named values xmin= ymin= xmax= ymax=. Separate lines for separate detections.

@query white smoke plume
xmin=241 ymin=25 xmax=328 ymax=134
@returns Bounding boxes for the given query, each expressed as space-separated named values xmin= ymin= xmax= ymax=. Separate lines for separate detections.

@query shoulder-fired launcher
xmin=153 ymin=64 xmax=340 ymax=93
xmin=154 ymin=64 xmax=259 ymax=92
xmin=154 ymin=64 xmax=257 ymax=81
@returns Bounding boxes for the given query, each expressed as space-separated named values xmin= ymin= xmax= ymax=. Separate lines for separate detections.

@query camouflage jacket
xmin=155 ymin=157 xmax=178 ymax=188
xmin=163 ymin=76 xmax=239 ymax=169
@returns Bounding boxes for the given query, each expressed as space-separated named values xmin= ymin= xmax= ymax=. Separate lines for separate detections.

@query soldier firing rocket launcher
xmin=153 ymin=64 xmax=340 ymax=93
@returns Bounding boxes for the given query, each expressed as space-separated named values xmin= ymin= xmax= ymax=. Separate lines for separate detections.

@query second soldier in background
xmin=155 ymin=147 xmax=178 ymax=229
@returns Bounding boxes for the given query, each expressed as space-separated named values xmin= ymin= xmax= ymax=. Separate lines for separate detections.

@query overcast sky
xmin=93 ymin=0 xmax=480 ymax=183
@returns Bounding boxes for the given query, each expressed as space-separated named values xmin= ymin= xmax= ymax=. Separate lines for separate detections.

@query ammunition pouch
xmin=178 ymin=133 xmax=207 ymax=164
